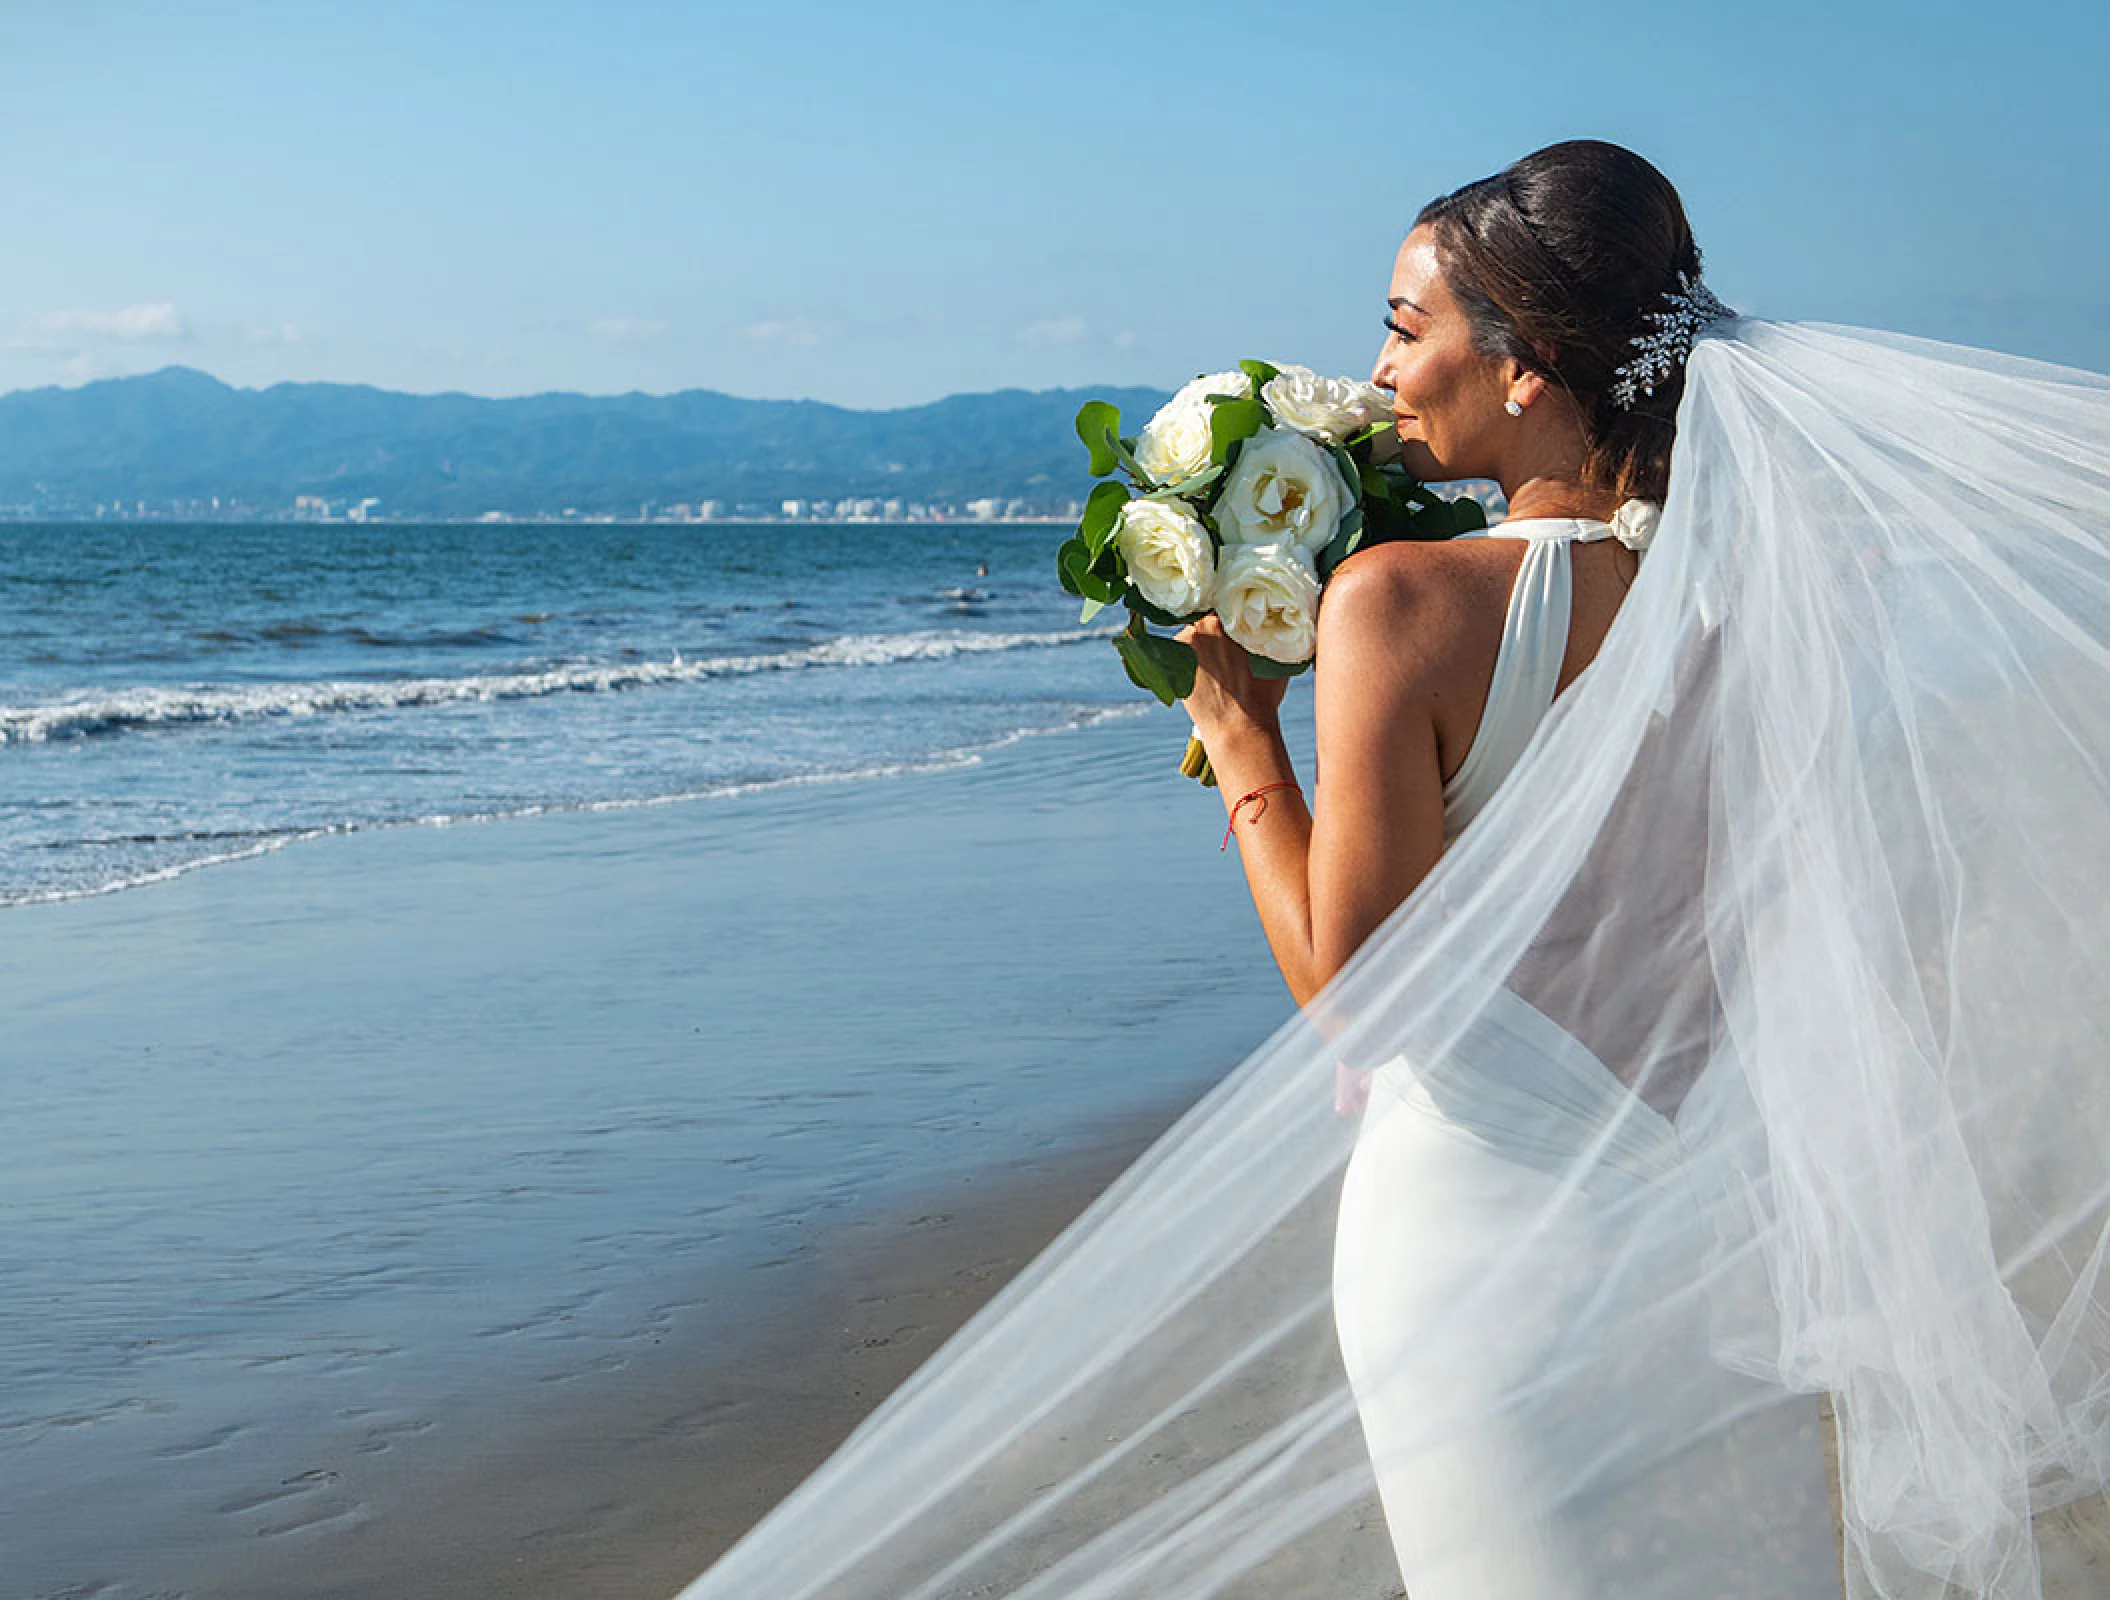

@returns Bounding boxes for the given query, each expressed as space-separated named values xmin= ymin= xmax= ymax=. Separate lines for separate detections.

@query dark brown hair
xmin=1416 ymin=140 xmax=1715 ymax=503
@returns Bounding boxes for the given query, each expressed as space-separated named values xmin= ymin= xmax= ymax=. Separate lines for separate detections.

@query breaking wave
xmin=0 ymin=628 xmax=1099 ymax=745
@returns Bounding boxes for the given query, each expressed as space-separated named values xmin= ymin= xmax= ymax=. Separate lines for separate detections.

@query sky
xmin=2 ymin=0 xmax=2105 ymax=408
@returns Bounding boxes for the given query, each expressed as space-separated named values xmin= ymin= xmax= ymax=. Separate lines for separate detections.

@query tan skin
xmin=1181 ymin=224 xmax=1640 ymax=1006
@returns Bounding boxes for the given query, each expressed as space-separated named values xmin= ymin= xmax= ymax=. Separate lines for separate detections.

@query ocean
xmin=1 ymin=518 xmax=1294 ymax=1596
xmin=0 ymin=519 xmax=1132 ymax=906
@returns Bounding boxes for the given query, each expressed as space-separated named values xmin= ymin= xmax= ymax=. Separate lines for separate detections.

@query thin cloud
xmin=1020 ymin=316 xmax=1088 ymax=347
xmin=16 ymin=302 xmax=186 ymax=346
xmin=245 ymin=322 xmax=306 ymax=347
xmin=743 ymin=317 xmax=825 ymax=348
xmin=589 ymin=317 xmax=670 ymax=346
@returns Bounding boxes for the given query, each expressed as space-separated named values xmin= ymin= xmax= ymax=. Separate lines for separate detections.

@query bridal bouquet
xmin=1057 ymin=360 xmax=1484 ymax=781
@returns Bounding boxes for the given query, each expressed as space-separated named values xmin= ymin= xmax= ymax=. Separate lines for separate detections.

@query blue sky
xmin=2 ymin=0 xmax=2103 ymax=406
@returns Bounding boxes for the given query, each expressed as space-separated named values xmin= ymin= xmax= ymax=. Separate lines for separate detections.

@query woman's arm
xmin=1183 ymin=552 xmax=1453 ymax=1007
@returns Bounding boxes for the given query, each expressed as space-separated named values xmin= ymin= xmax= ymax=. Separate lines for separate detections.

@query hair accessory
xmin=1503 ymin=399 xmax=1524 ymax=417
xmin=1222 ymin=780 xmax=1300 ymax=851
xmin=1610 ymin=271 xmax=1734 ymax=410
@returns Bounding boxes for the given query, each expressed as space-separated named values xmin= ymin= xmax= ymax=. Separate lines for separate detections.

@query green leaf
xmin=1237 ymin=358 xmax=1281 ymax=391
xmin=1328 ymin=442 xmax=1361 ymax=500
xmin=1318 ymin=503 xmax=1366 ymax=579
xmin=1245 ymin=652 xmax=1312 ymax=680
xmin=1402 ymin=490 xmax=1488 ymax=540
xmin=1142 ymin=464 xmax=1222 ymax=503
xmin=1075 ymin=401 xmax=1122 ymax=477
xmin=1127 ymin=592 xmax=1204 ymax=630
xmin=1110 ymin=435 xmax=1157 ymax=488
xmin=1055 ymin=534 xmax=1089 ymax=597
xmin=1079 ymin=595 xmax=1109 ymax=625
xmin=1078 ymin=480 xmax=1131 ymax=556
xmin=1208 ymin=397 xmax=1268 ymax=465
xmin=1113 ymin=619 xmax=1198 ymax=706
xmin=1060 ymin=537 xmax=1125 ymax=604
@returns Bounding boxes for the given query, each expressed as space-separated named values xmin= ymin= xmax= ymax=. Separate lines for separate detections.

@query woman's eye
xmin=1382 ymin=316 xmax=1416 ymax=343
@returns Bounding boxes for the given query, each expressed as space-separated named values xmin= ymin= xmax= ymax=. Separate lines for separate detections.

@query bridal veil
xmin=676 ymin=320 xmax=2110 ymax=1599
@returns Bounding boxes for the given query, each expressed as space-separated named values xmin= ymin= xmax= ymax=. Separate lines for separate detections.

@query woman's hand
xmin=1177 ymin=615 xmax=1290 ymax=750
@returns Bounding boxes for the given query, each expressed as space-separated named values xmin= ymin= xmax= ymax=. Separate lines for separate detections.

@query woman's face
xmin=1370 ymin=224 xmax=1514 ymax=481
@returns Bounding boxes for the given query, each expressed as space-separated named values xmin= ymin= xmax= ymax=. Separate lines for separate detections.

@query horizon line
xmin=0 ymin=363 xmax=1177 ymax=413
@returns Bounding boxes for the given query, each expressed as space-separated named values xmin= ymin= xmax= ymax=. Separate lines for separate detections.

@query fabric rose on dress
xmin=1133 ymin=370 xmax=1252 ymax=485
xmin=1260 ymin=365 xmax=1393 ymax=445
xmin=1113 ymin=497 xmax=1217 ymax=618
xmin=1609 ymin=499 xmax=1661 ymax=553
xmin=1215 ymin=542 xmax=1321 ymax=663
xmin=1213 ymin=427 xmax=1352 ymax=555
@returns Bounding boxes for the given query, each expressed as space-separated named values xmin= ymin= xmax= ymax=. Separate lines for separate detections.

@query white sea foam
xmin=0 ymin=627 xmax=1099 ymax=745
xmin=0 ymin=703 xmax=1148 ymax=908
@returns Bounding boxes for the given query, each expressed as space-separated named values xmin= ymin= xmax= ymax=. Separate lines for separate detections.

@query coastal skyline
xmin=4 ymin=0 xmax=2106 ymax=407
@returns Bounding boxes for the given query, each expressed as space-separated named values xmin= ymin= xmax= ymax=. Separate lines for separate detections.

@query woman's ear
xmin=1504 ymin=364 xmax=1553 ymax=413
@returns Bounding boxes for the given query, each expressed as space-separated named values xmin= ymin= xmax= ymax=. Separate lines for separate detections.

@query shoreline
xmin=4 ymin=705 xmax=1293 ymax=1600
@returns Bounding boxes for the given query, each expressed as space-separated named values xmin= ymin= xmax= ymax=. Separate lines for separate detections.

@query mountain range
xmin=0 ymin=367 xmax=1174 ymax=519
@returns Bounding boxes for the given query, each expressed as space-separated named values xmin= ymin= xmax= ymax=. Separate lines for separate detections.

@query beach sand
xmin=193 ymin=1115 xmax=1182 ymax=1600
xmin=10 ymin=696 xmax=2107 ymax=1599
xmin=4 ymin=707 xmax=1293 ymax=1600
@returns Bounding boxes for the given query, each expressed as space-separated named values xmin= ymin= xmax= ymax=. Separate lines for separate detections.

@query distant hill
xmin=0 ymin=367 xmax=1174 ymax=520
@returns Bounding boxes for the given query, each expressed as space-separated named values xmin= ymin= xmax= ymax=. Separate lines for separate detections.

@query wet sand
xmin=193 ymin=1112 xmax=1178 ymax=1600
xmin=3 ymin=706 xmax=1292 ymax=1600
xmin=11 ymin=687 xmax=2106 ymax=1599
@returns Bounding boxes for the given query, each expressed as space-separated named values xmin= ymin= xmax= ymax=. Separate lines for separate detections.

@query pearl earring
xmin=1504 ymin=399 xmax=1524 ymax=417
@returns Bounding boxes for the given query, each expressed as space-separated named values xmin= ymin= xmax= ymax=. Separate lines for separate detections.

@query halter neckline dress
xmin=1440 ymin=515 xmax=1629 ymax=840
xmin=1331 ymin=511 xmax=1841 ymax=1600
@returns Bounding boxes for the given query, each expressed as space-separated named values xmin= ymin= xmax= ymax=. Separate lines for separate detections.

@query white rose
xmin=1133 ymin=370 xmax=1252 ymax=485
xmin=1113 ymin=497 xmax=1217 ymax=617
xmin=1215 ymin=542 xmax=1321 ymax=664
xmin=1213 ymin=427 xmax=1353 ymax=555
xmin=1260 ymin=365 xmax=1393 ymax=445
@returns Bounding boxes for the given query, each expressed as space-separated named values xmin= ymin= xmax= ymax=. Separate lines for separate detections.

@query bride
xmin=678 ymin=143 xmax=2110 ymax=1599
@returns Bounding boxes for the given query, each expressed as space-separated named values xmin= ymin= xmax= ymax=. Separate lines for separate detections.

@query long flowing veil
xmin=675 ymin=322 xmax=2110 ymax=1600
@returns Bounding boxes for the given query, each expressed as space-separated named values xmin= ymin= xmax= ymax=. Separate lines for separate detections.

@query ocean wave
xmin=0 ymin=628 xmax=1100 ymax=745
xmin=0 ymin=703 xmax=1147 ymax=907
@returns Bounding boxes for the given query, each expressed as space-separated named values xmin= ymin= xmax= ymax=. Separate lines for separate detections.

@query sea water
xmin=0 ymin=520 xmax=1129 ymax=905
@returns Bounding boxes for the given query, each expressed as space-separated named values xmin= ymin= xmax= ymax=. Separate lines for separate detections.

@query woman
xmin=1182 ymin=141 xmax=1666 ymax=1010
xmin=1180 ymin=139 xmax=1848 ymax=1600
xmin=679 ymin=146 xmax=2110 ymax=1600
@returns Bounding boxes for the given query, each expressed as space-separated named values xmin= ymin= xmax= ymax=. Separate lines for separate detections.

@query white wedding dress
xmin=1336 ymin=514 xmax=1840 ymax=1596
xmin=675 ymin=323 xmax=2110 ymax=1600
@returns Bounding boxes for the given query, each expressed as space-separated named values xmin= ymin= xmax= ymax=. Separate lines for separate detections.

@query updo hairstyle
xmin=1416 ymin=140 xmax=1713 ymax=505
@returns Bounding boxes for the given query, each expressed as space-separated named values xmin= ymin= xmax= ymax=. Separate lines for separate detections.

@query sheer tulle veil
xmin=675 ymin=320 xmax=2110 ymax=1599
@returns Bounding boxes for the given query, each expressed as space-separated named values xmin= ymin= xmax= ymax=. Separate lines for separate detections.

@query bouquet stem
xmin=1179 ymin=736 xmax=1216 ymax=787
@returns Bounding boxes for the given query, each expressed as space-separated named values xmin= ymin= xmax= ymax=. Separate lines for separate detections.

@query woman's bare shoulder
xmin=1320 ymin=537 xmax=1518 ymax=658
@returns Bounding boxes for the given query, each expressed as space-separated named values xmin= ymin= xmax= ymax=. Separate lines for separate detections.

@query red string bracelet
xmin=1222 ymin=781 xmax=1300 ymax=852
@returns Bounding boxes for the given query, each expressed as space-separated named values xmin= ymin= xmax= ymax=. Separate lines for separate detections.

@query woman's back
xmin=1344 ymin=517 xmax=1642 ymax=838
